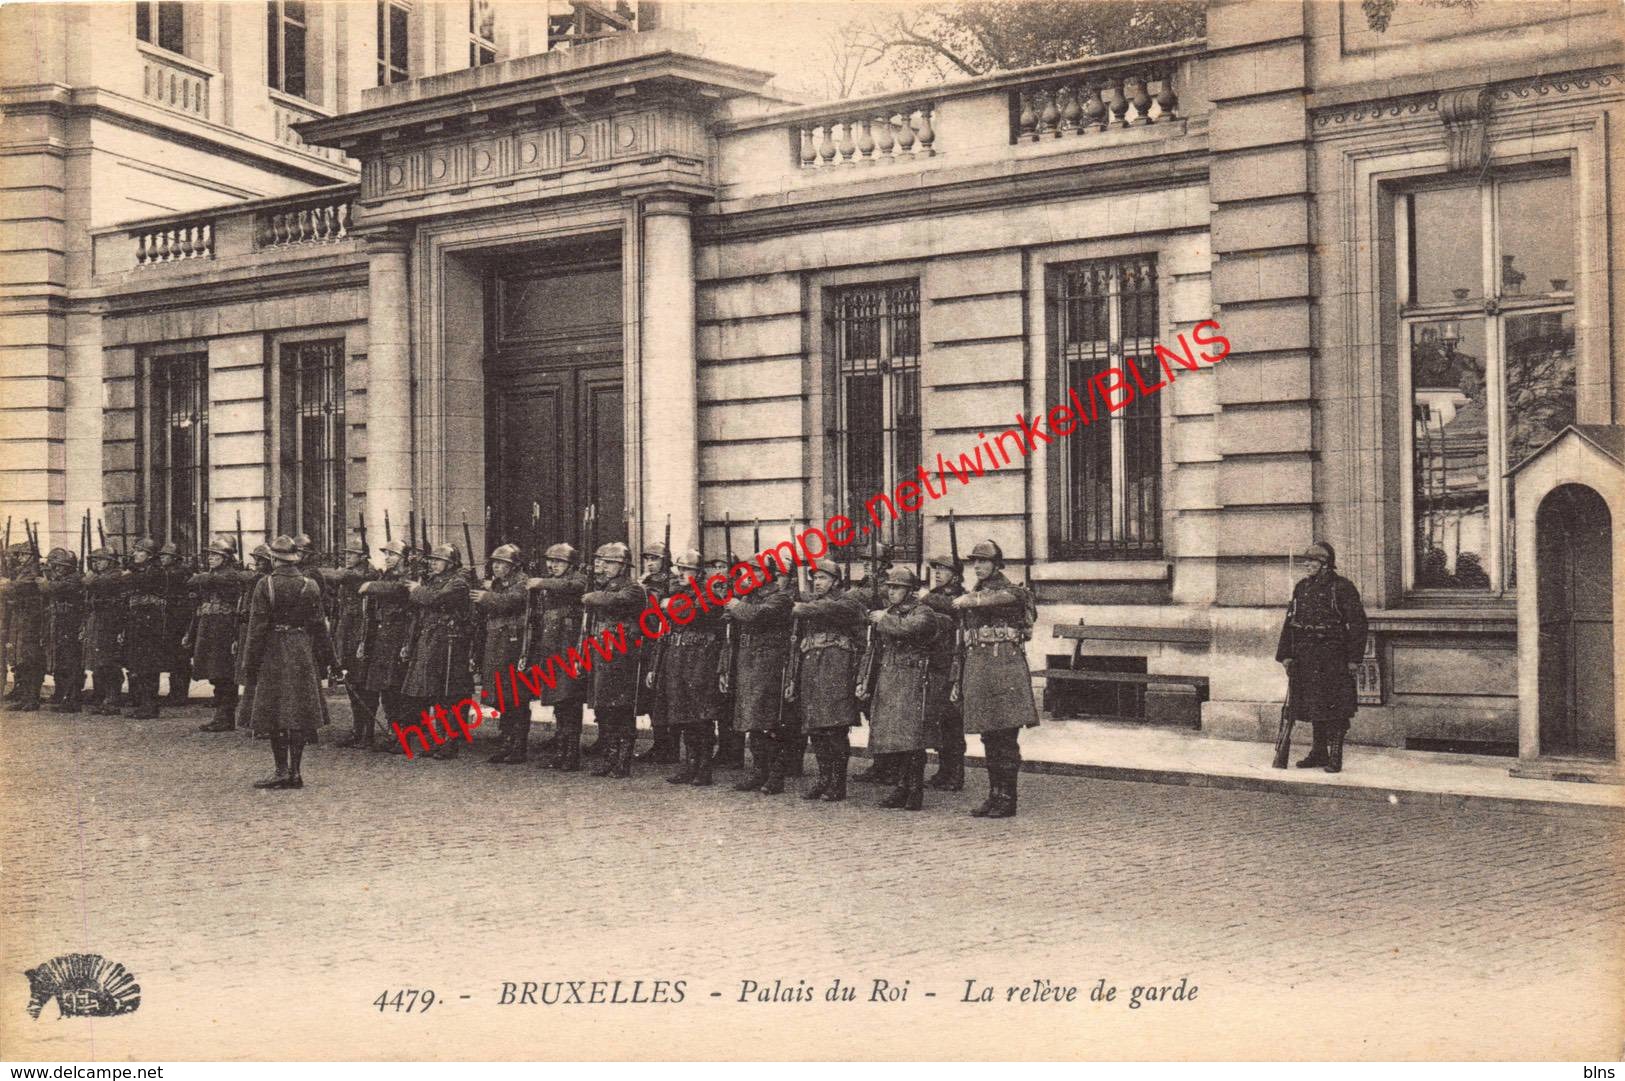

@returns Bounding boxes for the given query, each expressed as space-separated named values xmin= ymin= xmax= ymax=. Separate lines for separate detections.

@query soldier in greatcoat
xmin=722 ymin=562 xmax=794 ymax=794
xmin=580 ymin=541 xmax=644 ymax=778
xmin=657 ymin=548 xmax=726 ymax=787
xmin=121 ymin=538 xmax=169 ymax=719
xmin=1276 ymin=541 xmax=1369 ymax=774
xmin=2 ymin=542 xmax=45 ymax=712
xmin=952 ymin=539 xmax=1039 ymax=819
xmin=919 ymin=553 xmax=966 ymax=791
xmin=156 ymin=543 xmax=194 ymax=703
xmin=708 ymin=549 xmax=746 ymax=769
xmin=39 ymin=549 xmax=85 ymax=713
xmin=244 ymin=535 xmax=336 ymax=789
xmin=525 ymin=542 xmax=588 ymax=771
xmin=189 ymin=537 xmax=253 ymax=732
xmin=476 ymin=543 xmax=531 ymax=763
xmin=851 ymin=544 xmax=900 ymax=787
xmin=234 ymin=542 xmax=274 ymax=729
xmin=81 ymin=547 xmax=126 ymax=715
xmin=867 ymin=566 xmax=947 ymax=811
xmin=633 ymin=540 xmax=680 ymax=766
xmin=321 ymin=539 xmax=380 ymax=748
xmin=353 ymin=540 xmax=416 ymax=751
xmin=400 ymin=542 xmax=475 ymax=760
xmin=789 ymin=558 xmax=865 ymax=802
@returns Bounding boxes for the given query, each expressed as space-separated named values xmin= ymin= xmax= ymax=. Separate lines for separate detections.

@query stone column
xmin=637 ymin=194 xmax=699 ymax=555
xmin=362 ymin=228 xmax=414 ymax=555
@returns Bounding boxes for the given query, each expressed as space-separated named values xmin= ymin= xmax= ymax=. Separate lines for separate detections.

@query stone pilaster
xmin=636 ymin=193 xmax=700 ymax=557
xmin=361 ymin=228 xmax=414 ymax=553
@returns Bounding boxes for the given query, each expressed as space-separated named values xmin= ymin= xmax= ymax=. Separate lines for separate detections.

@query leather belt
xmin=969 ymin=625 xmax=1022 ymax=644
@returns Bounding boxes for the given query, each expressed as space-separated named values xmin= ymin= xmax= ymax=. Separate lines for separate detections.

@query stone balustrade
xmin=255 ymin=194 xmax=354 ymax=249
xmin=133 ymin=219 xmax=214 ymax=266
xmin=273 ymin=96 xmax=340 ymax=162
xmin=139 ymin=47 xmax=210 ymax=119
xmin=1010 ymin=64 xmax=1180 ymax=142
xmin=795 ymin=104 xmax=938 ymax=169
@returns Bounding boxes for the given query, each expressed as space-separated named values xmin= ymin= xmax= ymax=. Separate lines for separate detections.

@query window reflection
xmin=1409 ymin=187 xmax=1481 ymax=306
xmin=1411 ymin=319 xmax=1490 ymax=589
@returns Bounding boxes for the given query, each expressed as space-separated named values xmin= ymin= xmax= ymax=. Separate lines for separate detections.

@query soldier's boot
xmin=970 ymin=766 xmax=1001 ymax=818
xmin=201 ymin=701 xmax=236 ymax=732
xmin=1296 ymin=722 xmax=1328 ymax=769
xmin=985 ymin=765 xmax=1019 ymax=819
xmin=285 ymin=739 xmax=306 ymax=789
xmin=57 ymin=677 xmax=83 ymax=714
xmin=165 ymin=665 xmax=192 ymax=704
xmin=801 ymin=738 xmax=830 ymax=801
xmin=667 ymin=728 xmax=700 ymax=785
xmin=823 ymin=745 xmax=849 ymax=802
xmin=610 ymin=731 xmax=635 ymax=779
xmin=1324 ymin=729 xmax=1346 ymax=774
xmin=759 ymin=739 xmax=787 ymax=795
xmin=553 ymin=726 xmax=583 ymax=772
xmin=903 ymin=751 xmax=927 ymax=812
xmin=254 ymin=740 xmax=291 ymax=789
xmin=855 ymin=753 xmax=898 ymax=785
xmin=590 ymin=732 xmax=620 ymax=776
xmin=486 ymin=714 xmax=516 ymax=762
xmin=508 ymin=716 xmax=531 ymax=764
xmin=784 ymin=733 xmax=808 ymax=777
xmin=689 ymin=733 xmax=716 ymax=787
xmin=636 ymin=725 xmax=678 ymax=764
xmin=582 ymin=727 xmax=609 ymax=758
xmin=431 ymin=736 xmax=460 ymax=760
xmin=715 ymin=730 xmax=746 ymax=769
xmin=7 ymin=673 xmax=42 ymax=712
xmin=732 ymin=735 xmax=771 ymax=791
xmin=929 ymin=753 xmax=965 ymax=792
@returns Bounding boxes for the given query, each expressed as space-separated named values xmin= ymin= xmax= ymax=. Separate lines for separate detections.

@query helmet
xmin=545 ymin=542 xmax=578 ymax=565
xmin=428 ymin=543 xmax=460 ymax=566
xmin=158 ymin=542 xmax=179 ymax=558
xmin=250 ymin=543 xmax=273 ymax=566
xmin=89 ymin=546 xmax=117 ymax=565
xmin=594 ymin=541 xmax=631 ymax=566
xmin=968 ymin=539 xmax=1004 ymax=565
xmin=927 ymin=552 xmax=960 ymax=573
xmin=489 ymin=543 xmax=522 ymax=566
xmin=293 ymin=533 xmax=315 ymax=553
xmin=207 ymin=537 xmax=237 ymax=559
xmin=47 ymin=547 xmax=77 ymax=570
xmin=269 ymin=535 xmax=300 ymax=562
xmin=342 ymin=539 xmax=368 ymax=557
xmin=643 ymin=540 xmax=670 ymax=561
xmin=380 ymin=540 xmax=410 ymax=558
xmin=883 ymin=566 xmax=920 ymax=589
xmin=6 ymin=541 xmax=30 ymax=558
xmin=674 ymin=548 xmax=704 ymax=571
xmin=866 ymin=541 xmax=895 ymax=566
xmin=810 ymin=558 xmax=842 ymax=580
xmin=1300 ymin=541 xmax=1335 ymax=567
xmin=132 ymin=537 xmax=159 ymax=556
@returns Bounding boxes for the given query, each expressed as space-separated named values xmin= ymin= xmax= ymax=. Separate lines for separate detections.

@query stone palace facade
xmin=2 ymin=0 xmax=1620 ymax=775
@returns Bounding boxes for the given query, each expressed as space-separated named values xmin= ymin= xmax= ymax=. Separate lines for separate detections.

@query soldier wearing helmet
xmin=864 ymin=566 xmax=952 ymax=811
xmin=155 ymin=541 xmax=194 ymax=704
xmin=242 ymin=535 xmax=337 ymax=790
xmin=475 ymin=542 xmax=531 ymax=763
xmin=81 ymin=546 xmax=127 ymax=714
xmin=919 ymin=552 xmax=966 ymax=792
xmin=951 ymin=538 xmax=1039 ymax=819
xmin=634 ymin=538 xmax=680 ymax=767
xmin=189 ymin=537 xmax=253 ymax=733
xmin=655 ymin=547 xmax=726 ymax=786
xmin=789 ymin=557 xmax=866 ymax=802
xmin=120 ymin=537 xmax=169 ymax=719
xmin=398 ymin=540 xmax=474 ymax=760
xmin=704 ymin=546 xmax=746 ymax=769
xmin=321 ymin=535 xmax=380 ymax=750
xmin=2 ymin=540 xmax=45 ymax=712
xmin=39 ymin=549 xmax=86 ymax=713
xmin=354 ymin=538 xmax=416 ymax=751
xmin=524 ymin=541 xmax=589 ymax=770
xmin=850 ymin=541 xmax=899 ymax=787
xmin=579 ymin=540 xmax=644 ymax=778
xmin=1275 ymin=541 xmax=1368 ymax=775
xmin=720 ymin=542 xmax=796 ymax=795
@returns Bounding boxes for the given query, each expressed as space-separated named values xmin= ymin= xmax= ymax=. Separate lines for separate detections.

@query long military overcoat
xmin=243 ymin=565 xmax=335 ymax=740
xmin=658 ymin=595 xmax=727 ymax=728
xmin=790 ymin=590 xmax=865 ymax=733
xmin=187 ymin=567 xmax=251 ymax=682
xmin=400 ymin=569 xmax=474 ymax=701
xmin=120 ymin=563 xmax=170 ymax=676
xmin=526 ymin=571 xmax=588 ymax=706
xmin=356 ymin=573 xmax=414 ymax=695
xmin=320 ymin=563 xmax=379 ymax=672
xmin=725 ymin=576 xmax=794 ymax=734
xmin=955 ymin=571 xmax=1040 ymax=736
xmin=580 ymin=573 xmax=644 ymax=715
xmin=81 ymin=570 xmax=125 ymax=669
xmin=869 ymin=598 xmax=943 ymax=753
xmin=40 ymin=574 xmax=84 ymax=675
xmin=473 ymin=571 xmax=527 ymax=681
xmin=1276 ymin=568 xmax=1368 ymax=725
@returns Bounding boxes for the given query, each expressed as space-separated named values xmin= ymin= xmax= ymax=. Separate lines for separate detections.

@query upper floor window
xmin=1048 ymin=255 xmax=1162 ymax=558
xmin=470 ymin=0 xmax=496 ymax=66
xmin=828 ymin=281 xmax=921 ymax=564
xmin=143 ymin=350 xmax=210 ymax=553
xmin=135 ymin=1 xmax=186 ymax=54
xmin=267 ymin=0 xmax=309 ymax=99
xmin=377 ymin=0 xmax=409 ymax=85
xmin=1398 ymin=167 xmax=1576 ymax=593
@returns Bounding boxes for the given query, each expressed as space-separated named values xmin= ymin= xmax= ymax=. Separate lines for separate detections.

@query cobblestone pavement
xmin=3 ymin=698 xmax=1622 ymax=1061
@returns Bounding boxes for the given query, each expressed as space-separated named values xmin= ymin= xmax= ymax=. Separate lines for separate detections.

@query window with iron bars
xmin=143 ymin=350 xmax=210 ymax=554
xmin=1048 ymin=255 xmax=1162 ymax=558
xmin=829 ymin=281 xmax=922 ymax=564
xmin=278 ymin=341 xmax=346 ymax=555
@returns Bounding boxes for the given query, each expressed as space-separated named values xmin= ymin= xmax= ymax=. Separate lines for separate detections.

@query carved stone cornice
xmin=1438 ymin=85 xmax=1491 ymax=172
xmin=1311 ymin=91 xmax=1438 ymax=130
xmin=1311 ymin=65 xmax=1622 ymax=134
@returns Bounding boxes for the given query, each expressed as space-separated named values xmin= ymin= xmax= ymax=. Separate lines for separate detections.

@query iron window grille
xmin=829 ymin=281 xmax=922 ymax=564
xmin=267 ymin=0 xmax=309 ymax=99
xmin=377 ymin=0 xmax=410 ymax=85
xmin=144 ymin=350 xmax=210 ymax=553
xmin=278 ymin=341 xmax=346 ymax=555
xmin=1049 ymin=255 xmax=1162 ymax=558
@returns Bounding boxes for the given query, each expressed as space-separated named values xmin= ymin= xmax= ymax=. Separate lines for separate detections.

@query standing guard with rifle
xmin=39 ymin=548 xmax=86 ymax=713
xmin=189 ymin=537 xmax=252 ymax=733
xmin=721 ymin=549 xmax=795 ymax=795
xmin=475 ymin=543 xmax=530 ymax=763
xmin=356 ymin=535 xmax=417 ymax=752
xmin=657 ymin=546 xmax=726 ymax=787
xmin=788 ymin=557 xmax=866 ymax=803
xmin=711 ymin=517 xmax=745 ymax=771
xmin=399 ymin=542 xmax=474 ymax=760
xmin=852 ymin=538 xmax=898 ymax=786
xmin=156 ymin=543 xmax=194 ymax=704
xmin=951 ymin=539 xmax=1040 ymax=819
xmin=633 ymin=527 xmax=679 ymax=766
xmin=867 ymin=566 xmax=947 ymax=811
xmin=524 ymin=541 xmax=588 ymax=771
xmin=324 ymin=519 xmax=380 ymax=747
xmin=1274 ymin=541 xmax=1368 ymax=775
xmin=82 ymin=543 xmax=126 ymax=716
xmin=2 ymin=529 xmax=46 ymax=712
xmin=579 ymin=540 xmax=643 ymax=779
xmin=919 ymin=531 xmax=967 ymax=791
xmin=121 ymin=537 xmax=169 ymax=720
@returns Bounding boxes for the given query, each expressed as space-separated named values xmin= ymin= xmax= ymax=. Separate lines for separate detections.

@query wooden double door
xmin=484 ymin=249 xmax=625 ymax=561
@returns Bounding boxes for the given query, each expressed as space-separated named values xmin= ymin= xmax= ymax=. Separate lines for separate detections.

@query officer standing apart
xmin=244 ymin=535 xmax=336 ymax=790
xmin=790 ymin=558 xmax=865 ymax=803
xmin=39 ymin=549 xmax=85 ymax=713
xmin=190 ymin=538 xmax=252 ymax=733
xmin=952 ymin=540 xmax=1039 ymax=819
xmin=1276 ymin=541 xmax=1368 ymax=774
xmin=580 ymin=542 xmax=644 ymax=779
xmin=525 ymin=542 xmax=587 ymax=771
xmin=475 ymin=543 xmax=530 ymax=764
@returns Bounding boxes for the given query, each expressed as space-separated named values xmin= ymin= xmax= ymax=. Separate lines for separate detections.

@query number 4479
xmin=374 ymin=989 xmax=436 ymax=1013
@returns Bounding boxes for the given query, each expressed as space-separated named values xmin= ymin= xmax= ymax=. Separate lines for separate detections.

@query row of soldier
xmin=0 ymin=525 xmax=1041 ymax=816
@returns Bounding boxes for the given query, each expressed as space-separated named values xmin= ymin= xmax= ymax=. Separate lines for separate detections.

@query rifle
xmin=233 ymin=511 xmax=243 ymax=568
xmin=24 ymin=518 xmax=41 ymax=568
xmin=80 ymin=509 xmax=88 ymax=569
xmin=639 ymin=514 xmax=673 ymax=697
xmin=947 ymin=508 xmax=964 ymax=703
xmin=781 ymin=518 xmax=808 ymax=708
xmin=116 ymin=509 xmax=129 ymax=567
xmin=718 ymin=511 xmax=737 ymax=698
xmin=529 ymin=501 xmax=541 ymax=576
xmin=406 ymin=509 xmax=417 ymax=578
xmin=383 ymin=509 xmax=392 ymax=545
xmin=856 ymin=530 xmax=883 ymax=702
xmin=97 ymin=518 xmax=106 ymax=552
xmin=461 ymin=516 xmax=479 ymax=587
xmin=358 ymin=511 xmax=369 ymax=563
xmin=577 ymin=502 xmax=597 ymax=647
xmin=1271 ymin=681 xmax=1295 ymax=769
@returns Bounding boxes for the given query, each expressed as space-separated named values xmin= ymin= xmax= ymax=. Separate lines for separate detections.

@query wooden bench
xmin=1041 ymin=622 xmax=1210 ymax=723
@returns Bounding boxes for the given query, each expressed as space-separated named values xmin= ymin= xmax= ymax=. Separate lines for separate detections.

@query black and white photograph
xmin=0 ymin=0 xmax=1621 ymax=1066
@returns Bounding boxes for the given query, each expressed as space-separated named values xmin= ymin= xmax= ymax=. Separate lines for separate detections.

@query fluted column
xmin=636 ymin=194 xmax=699 ymax=554
xmin=361 ymin=228 xmax=414 ymax=555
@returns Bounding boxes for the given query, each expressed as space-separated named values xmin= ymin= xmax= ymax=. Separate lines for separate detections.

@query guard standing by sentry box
xmin=1275 ymin=541 xmax=1369 ymax=774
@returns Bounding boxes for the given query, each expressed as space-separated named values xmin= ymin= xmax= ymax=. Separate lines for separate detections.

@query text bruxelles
xmin=392 ymin=318 xmax=1231 ymax=757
